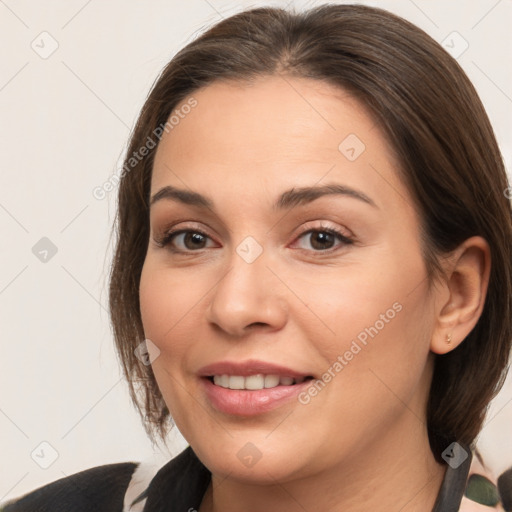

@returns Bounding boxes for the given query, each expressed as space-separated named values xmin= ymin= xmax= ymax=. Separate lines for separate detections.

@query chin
xmin=192 ymin=435 xmax=310 ymax=483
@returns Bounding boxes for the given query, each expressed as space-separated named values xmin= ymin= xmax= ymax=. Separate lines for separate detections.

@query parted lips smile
xmin=197 ymin=359 xmax=315 ymax=415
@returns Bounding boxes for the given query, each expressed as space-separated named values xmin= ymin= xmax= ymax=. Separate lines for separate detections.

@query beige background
xmin=0 ymin=0 xmax=511 ymax=502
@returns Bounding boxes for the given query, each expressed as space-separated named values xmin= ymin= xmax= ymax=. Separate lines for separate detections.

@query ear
xmin=430 ymin=236 xmax=491 ymax=355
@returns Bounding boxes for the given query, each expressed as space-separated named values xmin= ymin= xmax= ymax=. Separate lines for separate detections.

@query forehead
xmin=150 ymin=75 xmax=407 ymax=211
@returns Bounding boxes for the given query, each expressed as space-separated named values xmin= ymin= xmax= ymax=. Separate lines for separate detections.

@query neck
xmin=199 ymin=415 xmax=446 ymax=512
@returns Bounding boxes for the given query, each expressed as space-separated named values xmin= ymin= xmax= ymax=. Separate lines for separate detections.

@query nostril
xmin=248 ymin=322 xmax=267 ymax=328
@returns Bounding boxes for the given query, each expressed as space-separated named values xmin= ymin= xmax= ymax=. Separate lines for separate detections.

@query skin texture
xmin=139 ymin=75 xmax=491 ymax=512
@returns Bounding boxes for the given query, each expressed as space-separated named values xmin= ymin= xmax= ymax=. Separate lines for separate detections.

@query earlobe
xmin=431 ymin=330 xmax=457 ymax=355
xmin=430 ymin=236 xmax=491 ymax=355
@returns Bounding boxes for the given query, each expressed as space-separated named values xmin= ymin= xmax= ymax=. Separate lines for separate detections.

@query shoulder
xmin=0 ymin=461 xmax=139 ymax=512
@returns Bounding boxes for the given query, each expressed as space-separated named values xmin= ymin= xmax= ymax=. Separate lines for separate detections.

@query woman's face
xmin=139 ymin=75 xmax=441 ymax=482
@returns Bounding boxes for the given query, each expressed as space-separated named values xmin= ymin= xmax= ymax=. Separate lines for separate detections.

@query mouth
xmin=207 ymin=374 xmax=314 ymax=390
xmin=197 ymin=359 xmax=316 ymax=415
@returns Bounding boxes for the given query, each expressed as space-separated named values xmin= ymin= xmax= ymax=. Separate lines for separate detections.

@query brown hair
xmin=108 ymin=3 xmax=512 ymax=462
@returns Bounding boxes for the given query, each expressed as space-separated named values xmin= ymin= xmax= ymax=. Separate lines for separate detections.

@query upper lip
xmin=197 ymin=359 xmax=312 ymax=378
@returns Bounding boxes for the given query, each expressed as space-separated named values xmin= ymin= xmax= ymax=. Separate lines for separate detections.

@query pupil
xmin=312 ymin=232 xmax=333 ymax=250
xmin=186 ymin=232 xmax=205 ymax=249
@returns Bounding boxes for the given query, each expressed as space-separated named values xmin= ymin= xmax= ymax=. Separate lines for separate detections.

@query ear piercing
xmin=446 ymin=333 xmax=452 ymax=345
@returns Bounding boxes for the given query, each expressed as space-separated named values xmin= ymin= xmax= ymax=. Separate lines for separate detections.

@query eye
xmin=154 ymin=223 xmax=354 ymax=254
xmin=292 ymin=224 xmax=354 ymax=252
xmin=154 ymin=229 xmax=216 ymax=252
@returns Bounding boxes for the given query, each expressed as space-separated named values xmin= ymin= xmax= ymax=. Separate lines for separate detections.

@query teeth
xmin=264 ymin=375 xmax=280 ymax=388
xmin=212 ymin=374 xmax=306 ymax=390
xmin=280 ymin=376 xmax=294 ymax=386
xmin=229 ymin=375 xmax=245 ymax=389
xmin=245 ymin=374 xmax=264 ymax=390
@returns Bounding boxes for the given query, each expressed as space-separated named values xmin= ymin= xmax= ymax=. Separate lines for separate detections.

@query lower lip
xmin=200 ymin=377 xmax=312 ymax=416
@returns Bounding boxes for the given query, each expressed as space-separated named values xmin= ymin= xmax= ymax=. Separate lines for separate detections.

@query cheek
xmin=302 ymin=248 xmax=433 ymax=397
xmin=139 ymin=261 xmax=194 ymax=369
xmin=299 ymin=253 xmax=427 ymax=352
xmin=139 ymin=269 xmax=168 ymax=346
xmin=138 ymin=262 xmax=197 ymax=415
xmin=139 ymin=260 xmax=201 ymax=342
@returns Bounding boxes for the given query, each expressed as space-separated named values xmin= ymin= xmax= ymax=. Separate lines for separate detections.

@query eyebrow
xmin=149 ymin=182 xmax=378 ymax=211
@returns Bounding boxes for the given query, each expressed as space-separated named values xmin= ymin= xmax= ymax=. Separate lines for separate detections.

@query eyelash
xmin=154 ymin=223 xmax=354 ymax=254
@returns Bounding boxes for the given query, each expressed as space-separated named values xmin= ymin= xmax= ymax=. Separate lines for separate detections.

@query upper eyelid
xmin=156 ymin=220 xmax=350 ymax=239
xmin=155 ymin=216 xmax=351 ymax=233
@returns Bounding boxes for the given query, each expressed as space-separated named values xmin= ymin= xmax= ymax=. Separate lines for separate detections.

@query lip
xmin=200 ymin=377 xmax=313 ymax=416
xmin=197 ymin=359 xmax=311 ymax=379
xmin=197 ymin=359 xmax=314 ymax=416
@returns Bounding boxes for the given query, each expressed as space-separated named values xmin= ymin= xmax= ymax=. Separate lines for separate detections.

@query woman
xmin=2 ymin=3 xmax=511 ymax=511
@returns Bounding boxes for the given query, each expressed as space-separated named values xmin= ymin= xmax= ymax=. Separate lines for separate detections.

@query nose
xmin=204 ymin=244 xmax=288 ymax=338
